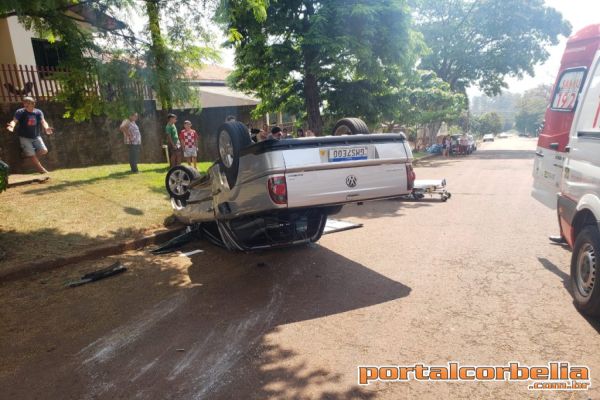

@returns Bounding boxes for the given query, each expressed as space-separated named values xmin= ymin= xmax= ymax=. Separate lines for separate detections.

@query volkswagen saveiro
xmin=165 ymin=118 xmax=415 ymax=251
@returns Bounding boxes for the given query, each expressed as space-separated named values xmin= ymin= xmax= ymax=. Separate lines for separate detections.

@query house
xmin=0 ymin=6 xmax=125 ymax=103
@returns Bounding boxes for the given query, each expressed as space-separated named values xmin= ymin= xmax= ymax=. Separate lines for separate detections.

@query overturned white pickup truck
xmin=165 ymin=118 xmax=415 ymax=250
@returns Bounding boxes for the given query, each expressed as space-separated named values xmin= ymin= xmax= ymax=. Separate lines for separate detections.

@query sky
xmin=468 ymin=0 xmax=600 ymax=97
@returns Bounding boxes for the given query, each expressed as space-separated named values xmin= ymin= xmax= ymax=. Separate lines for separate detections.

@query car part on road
xmin=151 ymin=226 xmax=202 ymax=255
xmin=332 ymin=118 xmax=370 ymax=136
xmin=217 ymin=121 xmax=252 ymax=188
xmin=570 ymin=226 xmax=600 ymax=316
xmin=165 ymin=165 xmax=201 ymax=201
xmin=66 ymin=262 xmax=126 ymax=287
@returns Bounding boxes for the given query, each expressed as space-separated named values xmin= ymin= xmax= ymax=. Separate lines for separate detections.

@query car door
xmin=562 ymin=55 xmax=600 ymax=203
xmin=532 ymin=67 xmax=587 ymax=208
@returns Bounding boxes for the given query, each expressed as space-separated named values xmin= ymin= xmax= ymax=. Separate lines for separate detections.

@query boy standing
xmin=179 ymin=120 xmax=199 ymax=169
xmin=165 ymin=113 xmax=181 ymax=166
xmin=5 ymin=96 xmax=54 ymax=174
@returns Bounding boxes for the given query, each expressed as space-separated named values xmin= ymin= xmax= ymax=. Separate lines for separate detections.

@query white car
xmin=497 ymin=132 xmax=509 ymax=138
xmin=482 ymin=134 xmax=494 ymax=142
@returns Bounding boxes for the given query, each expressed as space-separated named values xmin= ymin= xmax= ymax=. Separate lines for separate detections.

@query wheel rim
xmin=576 ymin=242 xmax=597 ymax=298
xmin=219 ymin=130 xmax=234 ymax=168
xmin=333 ymin=126 xmax=351 ymax=136
xmin=168 ymin=169 xmax=191 ymax=196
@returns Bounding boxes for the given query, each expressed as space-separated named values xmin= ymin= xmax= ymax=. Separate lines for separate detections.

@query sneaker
xmin=549 ymin=235 xmax=566 ymax=244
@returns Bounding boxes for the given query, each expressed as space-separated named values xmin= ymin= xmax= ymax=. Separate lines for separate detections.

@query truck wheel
xmin=218 ymin=121 xmax=252 ymax=188
xmin=571 ymin=225 xmax=600 ymax=316
xmin=332 ymin=118 xmax=369 ymax=136
xmin=166 ymin=165 xmax=200 ymax=200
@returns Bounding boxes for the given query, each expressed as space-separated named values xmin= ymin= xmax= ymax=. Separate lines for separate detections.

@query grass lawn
xmin=0 ymin=162 xmax=212 ymax=266
xmin=412 ymin=151 xmax=430 ymax=159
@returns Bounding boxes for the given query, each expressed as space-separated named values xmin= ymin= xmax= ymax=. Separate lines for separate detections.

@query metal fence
xmin=0 ymin=64 xmax=153 ymax=103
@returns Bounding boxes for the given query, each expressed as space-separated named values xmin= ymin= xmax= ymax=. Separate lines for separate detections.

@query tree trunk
xmin=303 ymin=72 xmax=323 ymax=135
xmin=145 ymin=0 xmax=171 ymax=110
xmin=427 ymin=121 xmax=442 ymax=145
xmin=300 ymin=2 xmax=323 ymax=135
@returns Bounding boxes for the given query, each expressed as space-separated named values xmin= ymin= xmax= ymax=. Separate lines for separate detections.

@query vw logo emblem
xmin=346 ymin=175 xmax=357 ymax=188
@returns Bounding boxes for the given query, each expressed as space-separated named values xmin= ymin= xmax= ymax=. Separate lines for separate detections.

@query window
xmin=550 ymin=67 xmax=587 ymax=112
xmin=575 ymin=61 xmax=600 ymax=135
xmin=31 ymin=38 xmax=66 ymax=68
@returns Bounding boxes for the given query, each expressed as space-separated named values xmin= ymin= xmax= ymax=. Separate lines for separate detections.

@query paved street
xmin=1 ymin=136 xmax=599 ymax=399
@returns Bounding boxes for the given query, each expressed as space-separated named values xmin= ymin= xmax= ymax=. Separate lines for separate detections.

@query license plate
xmin=328 ymin=146 xmax=368 ymax=162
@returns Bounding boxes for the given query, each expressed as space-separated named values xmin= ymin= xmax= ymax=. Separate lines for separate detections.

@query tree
xmin=515 ymin=84 xmax=551 ymax=136
xmin=412 ymin=0 xmax=571 ymax=95
xmin=0 ymin=0 xmax=267 ymax=120
xmin=220 ymin=0 xmax=417 ymax=133
xmin=474 ymin=112 xmax=502 ymax=135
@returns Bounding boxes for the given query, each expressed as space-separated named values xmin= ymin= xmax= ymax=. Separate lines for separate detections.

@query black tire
xmin=165 ymin=165 xmax=200 ymax=200
xmin=570 ymin=225 xmax=600 ymax=316
xmin=217 ymin=121 xmax=252 ymax=188
xmin=332 ymin=118 xmax=369 ymax=136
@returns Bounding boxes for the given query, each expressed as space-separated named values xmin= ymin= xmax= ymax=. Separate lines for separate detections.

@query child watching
xmin=179 ymin=120 xmax=199 ymax=169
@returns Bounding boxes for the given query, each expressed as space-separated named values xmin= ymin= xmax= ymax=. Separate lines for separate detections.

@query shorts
xmin=183 ymin=147 xmax=197 ymax=158
xmin=19 ymin=136 xmax=47 ymax=157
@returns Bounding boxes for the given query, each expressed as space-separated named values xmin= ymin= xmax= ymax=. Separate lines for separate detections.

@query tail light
xmin=406 ymin=164 xmax=416 ymax=191
xmin=268 ymin=175 xmax=287 ymax=205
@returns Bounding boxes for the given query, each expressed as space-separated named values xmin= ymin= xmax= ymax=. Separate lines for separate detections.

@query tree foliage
xmin=472 ymin=112 xmax=502 ymax=135
xmin=0 ymin=0 xmax=266 ymax=120
xmin=220 ymin=0 xmax=419 ymax=133
xmin=413 ymin=0 xmax=571 ymax=95
xmin=515 ymin=84 xmax=551 ymax=135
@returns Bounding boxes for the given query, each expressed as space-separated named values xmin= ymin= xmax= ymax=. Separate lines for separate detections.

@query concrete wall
xmin=6 ymin=16 xmax=36 ymax=66
xmin=0 ymin=101 xmax=260 ymax=173
xmin=0 ymin=19 xmax=17 ymax=65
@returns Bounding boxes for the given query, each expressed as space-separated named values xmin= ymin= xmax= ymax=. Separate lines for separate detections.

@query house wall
xmin=0 ymin=102 xmax=260 ymax=173
xmin=0 ymin=19 xmax=17 ymax=65
xmin=6 ymin=17 xmax=36 ymax=66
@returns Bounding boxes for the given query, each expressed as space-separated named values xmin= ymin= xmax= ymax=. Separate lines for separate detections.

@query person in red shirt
xmin=178 ymin=120 xmax=199 ymax=169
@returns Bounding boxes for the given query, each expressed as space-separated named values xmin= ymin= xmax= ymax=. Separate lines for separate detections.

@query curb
xmin=0 ymin=226 xmax=185 ymax=282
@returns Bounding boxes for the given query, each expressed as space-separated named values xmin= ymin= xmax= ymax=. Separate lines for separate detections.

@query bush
xmin=0 ymin=160 xmax=8 ymax=193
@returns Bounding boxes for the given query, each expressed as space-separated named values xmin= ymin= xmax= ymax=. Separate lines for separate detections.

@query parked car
xmin=497 ymin=132 xmax=509 ymax=138
xmin=449 ymin=134 xmax=474 ymax=155
xmin=467 ymin=134 xmax=477 ymax=153
xmin=532 ymin=23 xmax=600 ymax=316
xmin=482 ymin=134 xmax=494 ymax=142
xmin=165 ymin=118 xmax=416 ymax=251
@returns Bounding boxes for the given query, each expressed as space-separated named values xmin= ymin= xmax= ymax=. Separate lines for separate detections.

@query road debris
xmin=151 ymin=228 xmax=199 ymax=255
xmin=179 ymin=249 xmax=204 ymax=257
xmin=323 ymin=219 xmax=363 ymax=235
xmin=66 ymin=262 xmax=126 ymax=288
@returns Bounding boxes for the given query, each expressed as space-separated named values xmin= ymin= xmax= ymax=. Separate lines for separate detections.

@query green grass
xmin=412 ymin=152 xmax=430 ymax=159
xmin=0 ymin=162 xmax=212 ymax=266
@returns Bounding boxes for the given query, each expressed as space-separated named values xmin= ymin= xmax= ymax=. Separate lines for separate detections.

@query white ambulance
xmin=532 ymin=24 xmax=600 ymax=316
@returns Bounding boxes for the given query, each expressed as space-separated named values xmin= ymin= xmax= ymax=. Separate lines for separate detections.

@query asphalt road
xmin=1 ymin=136 xmax=599 ymax=399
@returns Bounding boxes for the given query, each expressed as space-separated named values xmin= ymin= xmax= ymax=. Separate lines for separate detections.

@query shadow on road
xmin=1 ymin=240 xmax=410 ymax=399
xmin=538 ymin=257 xmax=570 ymax=292
xmin=337 ymin=198 xmax=432 ymax=219
xmin=415 ymin=150 xmax=534 ymax=168
xmin=537 ymin=257 xmax=600 ymax=333
xmin=469 ymin=150 xmax=534 ymax=160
